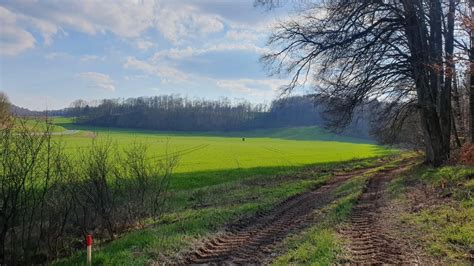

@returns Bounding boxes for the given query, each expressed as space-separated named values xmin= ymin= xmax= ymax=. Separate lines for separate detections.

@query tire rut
xmin=181 ymin=161 xmax=406 ymax=265
xmin=341 ymin=163 xmax=416 ymax=264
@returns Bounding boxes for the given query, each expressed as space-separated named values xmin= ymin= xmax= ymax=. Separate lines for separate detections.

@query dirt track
xmin=340 ymin=164 xmax=417 ymax=264
xmin=182 ymin=160 xmax=412 ymax=264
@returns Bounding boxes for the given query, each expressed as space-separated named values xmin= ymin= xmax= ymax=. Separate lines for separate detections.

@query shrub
xmin=0 ymin=118 xmax=178 ymax=263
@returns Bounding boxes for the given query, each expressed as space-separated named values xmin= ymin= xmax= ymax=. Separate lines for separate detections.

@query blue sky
xmin=0 ymin=0 xmax=299 ymax=110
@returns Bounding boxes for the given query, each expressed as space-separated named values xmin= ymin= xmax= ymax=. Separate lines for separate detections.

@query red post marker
xmin=86 ymin=234 xmax=93 ymax=266
xmin=86 ymin=234 xmax=93 ymax=246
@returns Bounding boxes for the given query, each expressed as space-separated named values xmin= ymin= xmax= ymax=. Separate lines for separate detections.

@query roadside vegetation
xmin=388 ymin=165 xmax=474 ymax=263
xmin=0 ymin=119 xmax=177 ymax=264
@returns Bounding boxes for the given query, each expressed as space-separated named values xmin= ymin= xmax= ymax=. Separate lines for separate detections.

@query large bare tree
xmin=259 ymin=0 xmax=465 ymax=166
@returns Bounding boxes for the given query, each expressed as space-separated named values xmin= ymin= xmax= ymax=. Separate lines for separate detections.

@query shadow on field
xmin=168 ymin=150 xmax=392 ymax=190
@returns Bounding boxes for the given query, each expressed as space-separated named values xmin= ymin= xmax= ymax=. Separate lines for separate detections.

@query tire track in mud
xmin=181 ymin=160 xmax=411 ymax=265
xmin=340 ymin=163 xmax=417 ymax=264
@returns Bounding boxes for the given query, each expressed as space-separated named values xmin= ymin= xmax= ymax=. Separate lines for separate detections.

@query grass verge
xmin=388 ymin=164 xmax=473 ymax=263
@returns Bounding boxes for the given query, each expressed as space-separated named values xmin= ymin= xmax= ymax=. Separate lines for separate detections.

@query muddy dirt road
xmin=182 ymin=160 xmax=414 ymax=264
xmin=340 ymin=165 xmax=416 ymax=264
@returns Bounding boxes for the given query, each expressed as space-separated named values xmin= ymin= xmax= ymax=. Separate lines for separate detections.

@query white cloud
xmin=0 ymin=6 xmax=36 ymax=56
xmin=123 ymin=57 xmax=188 ymax=83
xmin=31 ymin=1 xmax=155 ymax=38
xmin=152 ymin=47 xmax=199 ymax=60
xmin=124 ymin=74 xmax=149 ymax=81
xmin=1 ymin=1 xmax=233 ymax=55
xmin=80 ymin=55 xmax=99 ymax=62
xmin=226 ymin=30 xmax=259 ymax=42
xmin=45 ymin=52 xmax=71 ymax=60
xmin=0 ymin=0 xmax=282 ymax=54
xmin=28 ymin=16 xmax=59 ymax=45
xmin=216 ymin=78 xmax=287 ymax=97
xmin=152 ymin=43 xmax=269 ymax=61
xmin=155 ymin=4 xmax=224 ymax=43
xmin=77 ymin=72 xmax=116 ymax=91
xmin=136 ymin=39 xmax=155 ymax=50
xmin=0 ymin=0 xmax=156 ymax=53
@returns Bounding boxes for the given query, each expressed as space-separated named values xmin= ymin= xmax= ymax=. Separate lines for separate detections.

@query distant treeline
xmin=67 ymin=95 xmax=372 ymax=138
xmin=10 ymin=104 xmax=67 ymax=117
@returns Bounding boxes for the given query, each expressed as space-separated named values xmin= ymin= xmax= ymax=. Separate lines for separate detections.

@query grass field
xmin=52 ymin=118 xmax=391 ymax=186
xmin=13 ymin=118 xmax=67 ymax=133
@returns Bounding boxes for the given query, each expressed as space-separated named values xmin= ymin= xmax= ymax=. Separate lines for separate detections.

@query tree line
xmin=67 ymin=95 xmax=373 ymax=139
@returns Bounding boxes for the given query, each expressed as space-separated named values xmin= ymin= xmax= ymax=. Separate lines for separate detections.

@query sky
xmin=0 ymin=0 xmax=297 ymax=111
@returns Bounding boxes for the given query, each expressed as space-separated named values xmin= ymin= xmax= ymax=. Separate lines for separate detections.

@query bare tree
xmin=260 ymin=0 xmax=466 ymax=165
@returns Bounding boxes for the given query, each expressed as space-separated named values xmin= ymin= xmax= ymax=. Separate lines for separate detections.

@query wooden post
xmin=86 ymin=234 xmax=93 ymax=266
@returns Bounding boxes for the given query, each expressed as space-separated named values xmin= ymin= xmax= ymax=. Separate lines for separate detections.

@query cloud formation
xmin=1 ymin=0 xmax=293 ymax=110
xmin=0 ymin=0 xmax=241 ymax=52
xmin=135 ymin=39 xmax=155 ymax=51
xmin=216 ymin=78 xmax=286 ymax=97
xmin=77 ymin=72 xmax=116 ymax=91
xmin=123 ymin=57 xmax=189 ymax=83
xmin=0 ymin=6 xmax=36 ymax=56
xmin=152 ymin=43 xmax=268 ymax=61
xmin=155 ymin=3 xmax=224 ymax=44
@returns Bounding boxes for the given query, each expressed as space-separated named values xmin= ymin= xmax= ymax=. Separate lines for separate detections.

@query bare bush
xmin=0 ymin=119 xmax=60 ymax=263
xmin=0 ymin=118 xmax=178 ymax=263
xmin=113 ymin=142 xmax=178 ymax=227
xmin=73 ymin=139 xmax=117 ymax=239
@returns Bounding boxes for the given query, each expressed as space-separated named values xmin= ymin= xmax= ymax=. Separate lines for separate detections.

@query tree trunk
xmin=418 ymin=81 xmax=447 ymax=166
xmin=439 ymin=0 xmax=454 ymax=155
xmin=452 ymin=109 xmax=462 ymax=147
xmin=403 ymin=0 xmax=448 ymax=166
xmin=471 ymin=0 xmax=474 ymax=142
xmin=0 ymin=221 xmax=8 ymax=264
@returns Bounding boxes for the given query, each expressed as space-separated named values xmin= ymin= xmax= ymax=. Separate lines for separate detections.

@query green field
xmin=51 ymin=118 xmax=391 ymax=188
xmin=13 ymin=118 xmax=67 ymax=133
